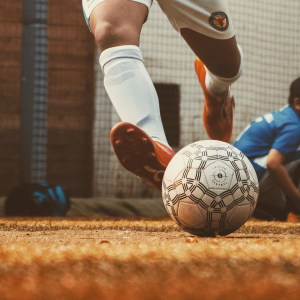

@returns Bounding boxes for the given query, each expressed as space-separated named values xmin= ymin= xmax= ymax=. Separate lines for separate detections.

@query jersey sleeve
xmin=271 ymin=123 xmax=300 ymax=158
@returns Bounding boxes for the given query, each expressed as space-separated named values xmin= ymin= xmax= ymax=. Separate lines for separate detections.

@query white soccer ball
xmin=162 ymin=140 xmax=259 ymax=237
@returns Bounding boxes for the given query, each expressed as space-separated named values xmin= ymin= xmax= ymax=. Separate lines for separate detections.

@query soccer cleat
xmin=194 ymin=57 xmax=235 ymax=143
xmin=110 ymin=122 xmax=175 ymax=191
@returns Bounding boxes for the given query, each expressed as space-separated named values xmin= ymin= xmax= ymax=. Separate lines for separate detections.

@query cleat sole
xmin=110 ymin=122 xmax=175 ymax=191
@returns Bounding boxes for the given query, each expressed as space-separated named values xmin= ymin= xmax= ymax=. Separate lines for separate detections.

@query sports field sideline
xmin=0 ymin=216 xmax=300 ymax=300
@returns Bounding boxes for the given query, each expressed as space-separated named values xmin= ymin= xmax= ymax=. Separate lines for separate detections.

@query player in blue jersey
xmin=82 ymin=0 xmax=243 ymax=191
xmin=234 ymin=77 xmax=300 ymax=221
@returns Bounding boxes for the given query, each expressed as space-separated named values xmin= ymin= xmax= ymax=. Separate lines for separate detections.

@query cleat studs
xmin=122 ymin=156 xmax=130 ymax=164
xmin=115 ymin=139 xmax=122 ymax=147
xmin=141 ymin=137 xmax=148 ymax=145
xmin=126 ymin=128 xmax=135 ymax=141
xmin=126 ymin=128 xmax=134 ymax=134
xmin=147 ymin=152 xmax=156 ymax=158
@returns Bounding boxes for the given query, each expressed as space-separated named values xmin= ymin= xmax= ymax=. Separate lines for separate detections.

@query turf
xmin=1 ymin=217 xmax=300 ymax=300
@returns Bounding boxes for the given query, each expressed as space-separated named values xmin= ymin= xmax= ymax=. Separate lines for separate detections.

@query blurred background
xmin=0 ymin=0 xmax=299 ymax=215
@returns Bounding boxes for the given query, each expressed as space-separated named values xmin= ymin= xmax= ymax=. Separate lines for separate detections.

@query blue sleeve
xmin=272 ymin=123 xmax=299 ymax=157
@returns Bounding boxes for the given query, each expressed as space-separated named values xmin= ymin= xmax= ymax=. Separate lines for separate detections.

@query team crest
xmin=209 ymin=12 xmax=229 ymax=31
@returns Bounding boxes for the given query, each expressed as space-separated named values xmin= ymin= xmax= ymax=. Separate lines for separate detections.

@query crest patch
xmin=209 ymin=12 xmax=229 ymax=32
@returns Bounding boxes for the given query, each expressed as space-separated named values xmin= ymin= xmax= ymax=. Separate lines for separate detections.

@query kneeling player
xmin=82 ymin=0 xmax=243 ymax=190
xmin=234 ymin=77 xmax=300 ymax=221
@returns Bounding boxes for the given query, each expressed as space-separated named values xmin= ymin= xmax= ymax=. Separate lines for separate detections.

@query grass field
xmin=1 ymin=217 xmax=300 ymax=300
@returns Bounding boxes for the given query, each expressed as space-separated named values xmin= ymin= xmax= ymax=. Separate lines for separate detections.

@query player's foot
xmin=110 ymin=122 xmax=175 ymax=191
xmin=194 ymin=57 xmax=235 ymax=143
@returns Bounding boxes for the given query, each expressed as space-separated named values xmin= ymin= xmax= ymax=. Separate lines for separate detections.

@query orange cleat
xmin=194 ymin=57 xmax=235 ymax=143
xmin=110 ymin=122 xmax=175 ymax=191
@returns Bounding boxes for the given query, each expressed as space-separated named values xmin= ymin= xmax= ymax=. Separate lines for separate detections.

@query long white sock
xmin=205 ymin=44 xmax=244 ymax=96
xmin=100 ymin=45 xmax=170 ymax=148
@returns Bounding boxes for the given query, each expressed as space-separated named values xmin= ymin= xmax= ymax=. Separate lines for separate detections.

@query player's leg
xmin=157 ymin=0 xmax=243 ymax=142
xmin=252 ymin=159 xmax=300 ymax=221
xmin=183 ymin=35 xmax=242 ymax=143
xmin=181 ymin=29 xmax=241 ymax=81
xmin=88 ymin=0 xmax=147 ymax=52
xmin=188 ymin=32 xmax=243 ymax=142
xmin=252 ymin=186 xmax=289 ymax=221
xmin=82 ymin=0 xmax=175 ymax=190
xmin=284 ymin=159 xmax=300 ymax=221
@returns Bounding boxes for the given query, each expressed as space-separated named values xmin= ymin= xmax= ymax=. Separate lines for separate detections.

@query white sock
xmin=100 ymin=45 xmax=170 ymax=148
xmin=205 ymin=44 xmax=244 ymax=96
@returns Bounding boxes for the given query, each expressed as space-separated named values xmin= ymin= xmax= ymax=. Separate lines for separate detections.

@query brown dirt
xmin=1 ymin=217 xmax=300 ymax=300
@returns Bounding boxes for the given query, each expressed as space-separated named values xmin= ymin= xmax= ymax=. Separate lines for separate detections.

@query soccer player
xmin=82 ymin=0 xmax=243 ymax=190
xmin=234 ymin=77 xmax=300 ymax=221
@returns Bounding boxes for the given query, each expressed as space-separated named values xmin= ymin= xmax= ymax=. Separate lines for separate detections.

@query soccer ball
xmin=162 ymin=140 xmax=259 ymax=237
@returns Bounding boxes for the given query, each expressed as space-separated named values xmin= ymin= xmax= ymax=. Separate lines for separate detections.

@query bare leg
xmin=181 ymin=28 xmax=240 ymax=78
xmin=88 ymin=0 xmax=170 ymax=147
xmin=89 ymin=0 xmax=174 ymax=190
xmin=90 ymin=0 xmax=148 ymax=52
xmin=182 ymin=28 xmax=242 ymax=142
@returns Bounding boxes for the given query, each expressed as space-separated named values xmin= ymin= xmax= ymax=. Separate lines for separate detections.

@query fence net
xmin=93 ymin=0 xmax=300 ymax=199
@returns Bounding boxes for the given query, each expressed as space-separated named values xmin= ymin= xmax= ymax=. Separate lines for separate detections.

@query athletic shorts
xmin=82 ymin=0 xmax=235 ymax=40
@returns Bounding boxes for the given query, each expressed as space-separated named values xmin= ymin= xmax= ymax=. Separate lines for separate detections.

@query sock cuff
xmin=99 ymin=45 xmax=144 ymax=73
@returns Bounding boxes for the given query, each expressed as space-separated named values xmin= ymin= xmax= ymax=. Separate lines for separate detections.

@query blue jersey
xmin=234 ymin=105 xmax=300 ymax=180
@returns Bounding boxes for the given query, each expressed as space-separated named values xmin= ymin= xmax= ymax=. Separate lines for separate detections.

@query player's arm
xmin=266 ymin=149 xmax=300 ymax=209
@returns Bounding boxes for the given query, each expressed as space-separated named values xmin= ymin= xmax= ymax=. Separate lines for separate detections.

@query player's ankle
xmin=206 ymin=82 xmax=229 ymax=97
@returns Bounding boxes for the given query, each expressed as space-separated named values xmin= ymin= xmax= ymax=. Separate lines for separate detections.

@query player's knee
xmin=94 ymin=21 xmax=116 ymax=51
xmin=221 ymin=61 xmax=240 ymax=78
xmin=94 ymin=22 xmax=139 ymax=52
xmin=208 ymin=45 xmax=243 ymax=79
xmin=209 ymin=57 xmax=240 ymax=78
